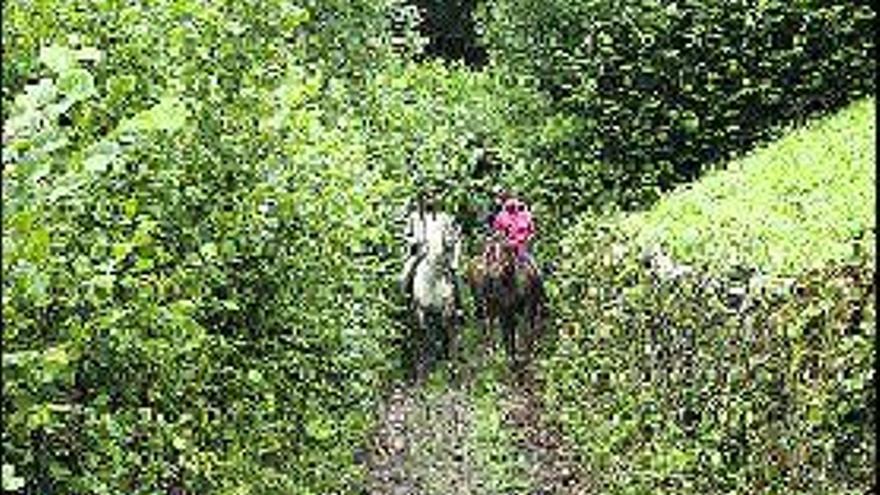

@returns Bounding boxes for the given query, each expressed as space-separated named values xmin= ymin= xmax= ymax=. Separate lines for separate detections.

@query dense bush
xmin=0 ymin=0 xmax=558 ymax=490
xmin=481 ymin=0 xmax=876 ymax=210
xmin=620 ymin=97 xmax=876 ymax=276
xmin=544 ymin=220 xmax=875 ymax=494
xmin=355 ymin=59 xmax=555 ymax=241
xmin=1 ymin=1 xmax=418 ymax=492
xmin=539 ymin=99 xmax=876 ymax=494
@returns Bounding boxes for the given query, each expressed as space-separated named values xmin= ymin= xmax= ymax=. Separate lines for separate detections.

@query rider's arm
xmin=492 ymin=211 xmax=505 ymax=232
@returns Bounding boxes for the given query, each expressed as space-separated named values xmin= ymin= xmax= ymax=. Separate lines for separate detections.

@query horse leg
xmin=486 ymin=282 xmax=501 ymax=356
xmin=529 ymin=271 xmax=547 ymax=360
xmin=449 ymin=300 xmax=459 ymax=360
xmin=437 ymin=309 xmax=450 ymax=362
xmin=501 ymin=308 xmax=516 ymax=369
xmin=486 ymin=301 xmax=504 ymax=354
xmin=484 ymin=312 xmax=494 ymax=357
xmin=533 ymin=287 xmax=546 ymax=356
xmin=428 ymin=310 xmax=441 ymax=375
xmin=444 ymin=306 xmax=459 ymax=383
xmin=524 ymin=296 xmax=537 ymax=364
xmin=415 ymin=308 xmax=428 ymax=384
xmin=406 ymin=301 xmax=418 ymax=383
xmin=479 ymin=289 xmax=494 ymax=356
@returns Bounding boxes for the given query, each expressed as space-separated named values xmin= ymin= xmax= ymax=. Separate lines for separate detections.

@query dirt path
xmin=365 ymin=331 xmax=589 ymax=494
xmin=500 ymin=364 xmax=590 ymax=494
xmin=365 ymin=379 xmax=479 ymax=494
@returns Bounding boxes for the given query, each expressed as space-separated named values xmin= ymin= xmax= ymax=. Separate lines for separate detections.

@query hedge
xmin=2 ymin=1 xmax=410 ymax=492
xmin=539 ymin=99 xmax=876 ymax=493
xmin=544 ymin=223 xmax=875 ymax=494
xmin=619 ymin=97 xmax=876 ymax=276
xmin=481 ymin=0 xmax=876 ymax=209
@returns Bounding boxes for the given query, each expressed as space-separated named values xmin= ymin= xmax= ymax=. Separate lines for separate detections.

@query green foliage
xmin=481 ymin=0 xmax=876 ymax=211
xmin=546 ymin=101 xmax=876 ymax=493
xmin=550 ymin=226 xmax=875 ymax=494
xmin=3 ymin=0 xmax=875 ymax=492
xmin=355 ymin=58 xmax=555 ymax=245
xmin=621 ymin=97 xmax=876 ymax=276
xmin=2 ymin=1 xmax=409 ymax=492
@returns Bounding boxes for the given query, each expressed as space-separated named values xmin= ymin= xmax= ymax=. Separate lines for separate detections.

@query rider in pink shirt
xmin=492 ymin=197 xmax=536 ymax=263
xmin=483 ymin=192 xmax=544 ymax=301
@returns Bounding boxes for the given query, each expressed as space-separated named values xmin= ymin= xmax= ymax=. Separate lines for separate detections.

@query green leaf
xmin=76 ymin=46 xmax=103 ymax=63
xmin=106 ymin=74 xmax=137 ymax=97
xmin=171 ymin=299 xmax=197 ymax=314
xmin=17 ymin=78 xmax=58 ymax=110
xmin=47 ymin=403 xmax=73 ymax=413
xmin=123 ymin=198 xmax=139 ymax=219
xmin=306 ymin=416 xmax=334 ymax=441
xmin=27 ymin=404 xmax=52 ymax=430
xmin=93 ymin=274 xmax=116 ymax=290
xmin=82 ymin=154 xmax=113 ymax=174
xmin=83 ymin=140 xmax=121 ymax=173
xmin=132 ymin=220 xmax=157 ymax=245
xmin=30 ymin=227 xmax=50 ymax=262
xmin=2 ymin=350 xmax=39 ymax=367
xmin=221 ymin=300 xmax=241 ymax=311
xmin=112 ymin=242 xmax=134 ymax=262
xmin=44 ymin=345 xmax=69 ymax=366
xmin=57 ymin=68 xmax=96 ymax=102
xmin=200 ymin=242 xmax=218 ymax=259
xmin=2 ymin=464 xmax=25 ymax=491
xmin=120 ymin=96 xmax=189 ymax=133
xmin=39 ymin=44 xmax=76 ymax=74
xmin=247 ymin=369 xmax=263 ymax=384
xmin=171 ymin=435 xmax=187 ymax=451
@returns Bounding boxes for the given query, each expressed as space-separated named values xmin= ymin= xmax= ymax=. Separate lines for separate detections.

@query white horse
xmin=403 ymin=208 xmax=462 ymax=381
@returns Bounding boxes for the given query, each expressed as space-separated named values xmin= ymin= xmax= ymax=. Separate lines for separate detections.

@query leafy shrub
xmin=354 ymin=58 xmax=560 ymax=247
xmin=620 ymin=97 xmax=876 ymax=275
xmin=1 ymin=1 xmax=413 ymax=492
xmin=545 ymin=220 xmax=875 ymax=494
xmin=1 ymin=0 xmax=565 ymax=490
xmin=481 ymin=0 xmax=876 ymax=210
xmin=1 ymin=0 xmax=399 ymax=127
xmin=541 ymin=99 xmax=876 ymax=493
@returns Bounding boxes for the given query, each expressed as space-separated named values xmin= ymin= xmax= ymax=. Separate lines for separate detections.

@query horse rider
xmin=399 ymin=184 xmax=465 ymax=318
xmin=399 ymin=187 xmax=433 ymax=298
xmin=489 ymin=191 xmax=544 ymax=290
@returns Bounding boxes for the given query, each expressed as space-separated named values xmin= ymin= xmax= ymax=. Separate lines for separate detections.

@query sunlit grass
xmin=619 ymin=97 xmax=875 ymax=275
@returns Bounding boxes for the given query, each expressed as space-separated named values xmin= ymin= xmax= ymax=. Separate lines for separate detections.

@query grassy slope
xmin=618 ymin=97 xmax=875 ymax=276
xmin=545 ymin=97 xmax=877 ymax=494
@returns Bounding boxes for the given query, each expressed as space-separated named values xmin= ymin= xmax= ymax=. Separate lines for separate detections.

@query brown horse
xmin=467 ymin=233 xmax=544 ymax=368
